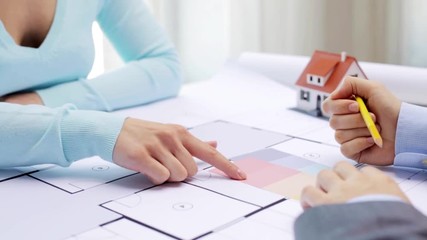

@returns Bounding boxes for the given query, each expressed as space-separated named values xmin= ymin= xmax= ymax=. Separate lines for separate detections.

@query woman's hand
xmin=113 ymin=118 xmax=247 ymax=184
xmin=3 ymin=92 xmax=44 ymax=105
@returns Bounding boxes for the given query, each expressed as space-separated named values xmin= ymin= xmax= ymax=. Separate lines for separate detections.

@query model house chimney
xmin=341 ymin=51 xmax=347 ymax=62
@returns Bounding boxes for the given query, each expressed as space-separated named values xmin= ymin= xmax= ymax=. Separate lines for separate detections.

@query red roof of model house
xmin=295 ymin=50 xmax=367 ymax=93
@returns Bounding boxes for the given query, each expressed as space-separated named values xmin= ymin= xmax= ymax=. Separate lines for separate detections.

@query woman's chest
xmin=0 ymin=1 xmax=103 ymax=95
xmin=0 ymin=0 xmax=57 ymax=48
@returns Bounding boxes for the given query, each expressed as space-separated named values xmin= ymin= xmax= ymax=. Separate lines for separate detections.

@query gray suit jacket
xmin=294 ymin=201 xmax=427 ymax=240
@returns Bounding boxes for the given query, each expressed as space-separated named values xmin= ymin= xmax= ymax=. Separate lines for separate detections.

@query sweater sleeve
xmin=0 ymin=102 xmax=125 ymax=168
xmin=36 ymin=0 xmax=181 ymax=111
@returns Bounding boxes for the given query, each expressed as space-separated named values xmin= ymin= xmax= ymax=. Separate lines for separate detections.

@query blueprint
xmin=0 ymin=120 xmax=313 ymax=240
xmin=1 ymin=65 xmax=425 ymax=240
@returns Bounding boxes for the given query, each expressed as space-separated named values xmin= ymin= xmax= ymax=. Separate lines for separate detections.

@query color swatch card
xmin=190 ymin=148 xmax=329 ymax=201
xmin=187 ymin=169 xmax=284 ymax=207
xmin=103 ymin=182 xmax=259 ymax=240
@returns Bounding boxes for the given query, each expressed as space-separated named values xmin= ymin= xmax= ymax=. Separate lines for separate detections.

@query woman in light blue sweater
xmin=0 ymin=0 xmax=246 ymax=183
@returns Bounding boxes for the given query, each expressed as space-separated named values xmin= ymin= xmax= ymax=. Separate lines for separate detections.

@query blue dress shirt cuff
xmin=394 ymin=103 xmax=427 ymax=169
xmin=348 ymin=194 xmax=405 ymax=204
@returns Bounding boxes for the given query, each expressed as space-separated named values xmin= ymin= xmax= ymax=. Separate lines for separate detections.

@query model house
xmin=295 ymin=50 xmax=367 ymax=117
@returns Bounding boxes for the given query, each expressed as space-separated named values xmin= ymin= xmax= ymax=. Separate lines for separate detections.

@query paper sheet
xmin=31 ymin=157 xmax=136 ymax=193
xmin=271 ymin=138 xmax=352 ymax=167
xmin=103 ymin=182 xmax=259 ymax=240
xmin=370 ymin=166 xmax=427 ymax=215
xmin=67 ymin=219 xmax=174 ymax=240
xmin=0 ymin=176 xmax=120 ymax=240
xmin=223 ymin=108 xmax=329 ymax=137
xmin=189 ymin=120 xmax=291 ymax=159
xmin=0 ymin=169 xmax=24 ymax=181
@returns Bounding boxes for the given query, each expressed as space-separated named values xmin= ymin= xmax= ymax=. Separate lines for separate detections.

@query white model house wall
xmin=297 ymin=61 xmax=366 ymax=117
xmin=297 ymin=87 xmax=329 ymax=116
xmin=345 ymin=62 xmax=367 ymax=79
xmin=306 ymin=70 xmax=333 ymax=87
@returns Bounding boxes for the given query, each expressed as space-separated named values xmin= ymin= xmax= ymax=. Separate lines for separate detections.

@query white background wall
xmin=91 ymin=0 xmax=427 ymax=82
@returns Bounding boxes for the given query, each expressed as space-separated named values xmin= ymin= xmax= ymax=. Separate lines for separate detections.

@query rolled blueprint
xmin=238 ymin=52 xmax=427 ymax=106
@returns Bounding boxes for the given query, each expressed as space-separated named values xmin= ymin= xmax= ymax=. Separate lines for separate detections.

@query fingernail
xmin=367 ymin=137 xmax=375 ymax=144
xmin=237 ymin=169 xmax=247 ymax=180
xmin=370 ymin=113 xmax=376 ymax=122
xmin=349 ymin=102 xmax=359 ymax=112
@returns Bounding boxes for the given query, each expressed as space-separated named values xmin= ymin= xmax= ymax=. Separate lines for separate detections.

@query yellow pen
xmin=354 ymin=96 xmax=383 ymax=148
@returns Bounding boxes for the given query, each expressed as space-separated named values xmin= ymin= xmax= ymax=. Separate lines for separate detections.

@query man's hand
xmin=322 ymin=77 xmax=401 ymax=165
xmin=301 ymin=161 xmax=409 ymax=209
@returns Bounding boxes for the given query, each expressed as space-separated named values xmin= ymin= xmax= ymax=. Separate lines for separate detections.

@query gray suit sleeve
xmin=294 ymin=201 xmax=427 ymax=240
